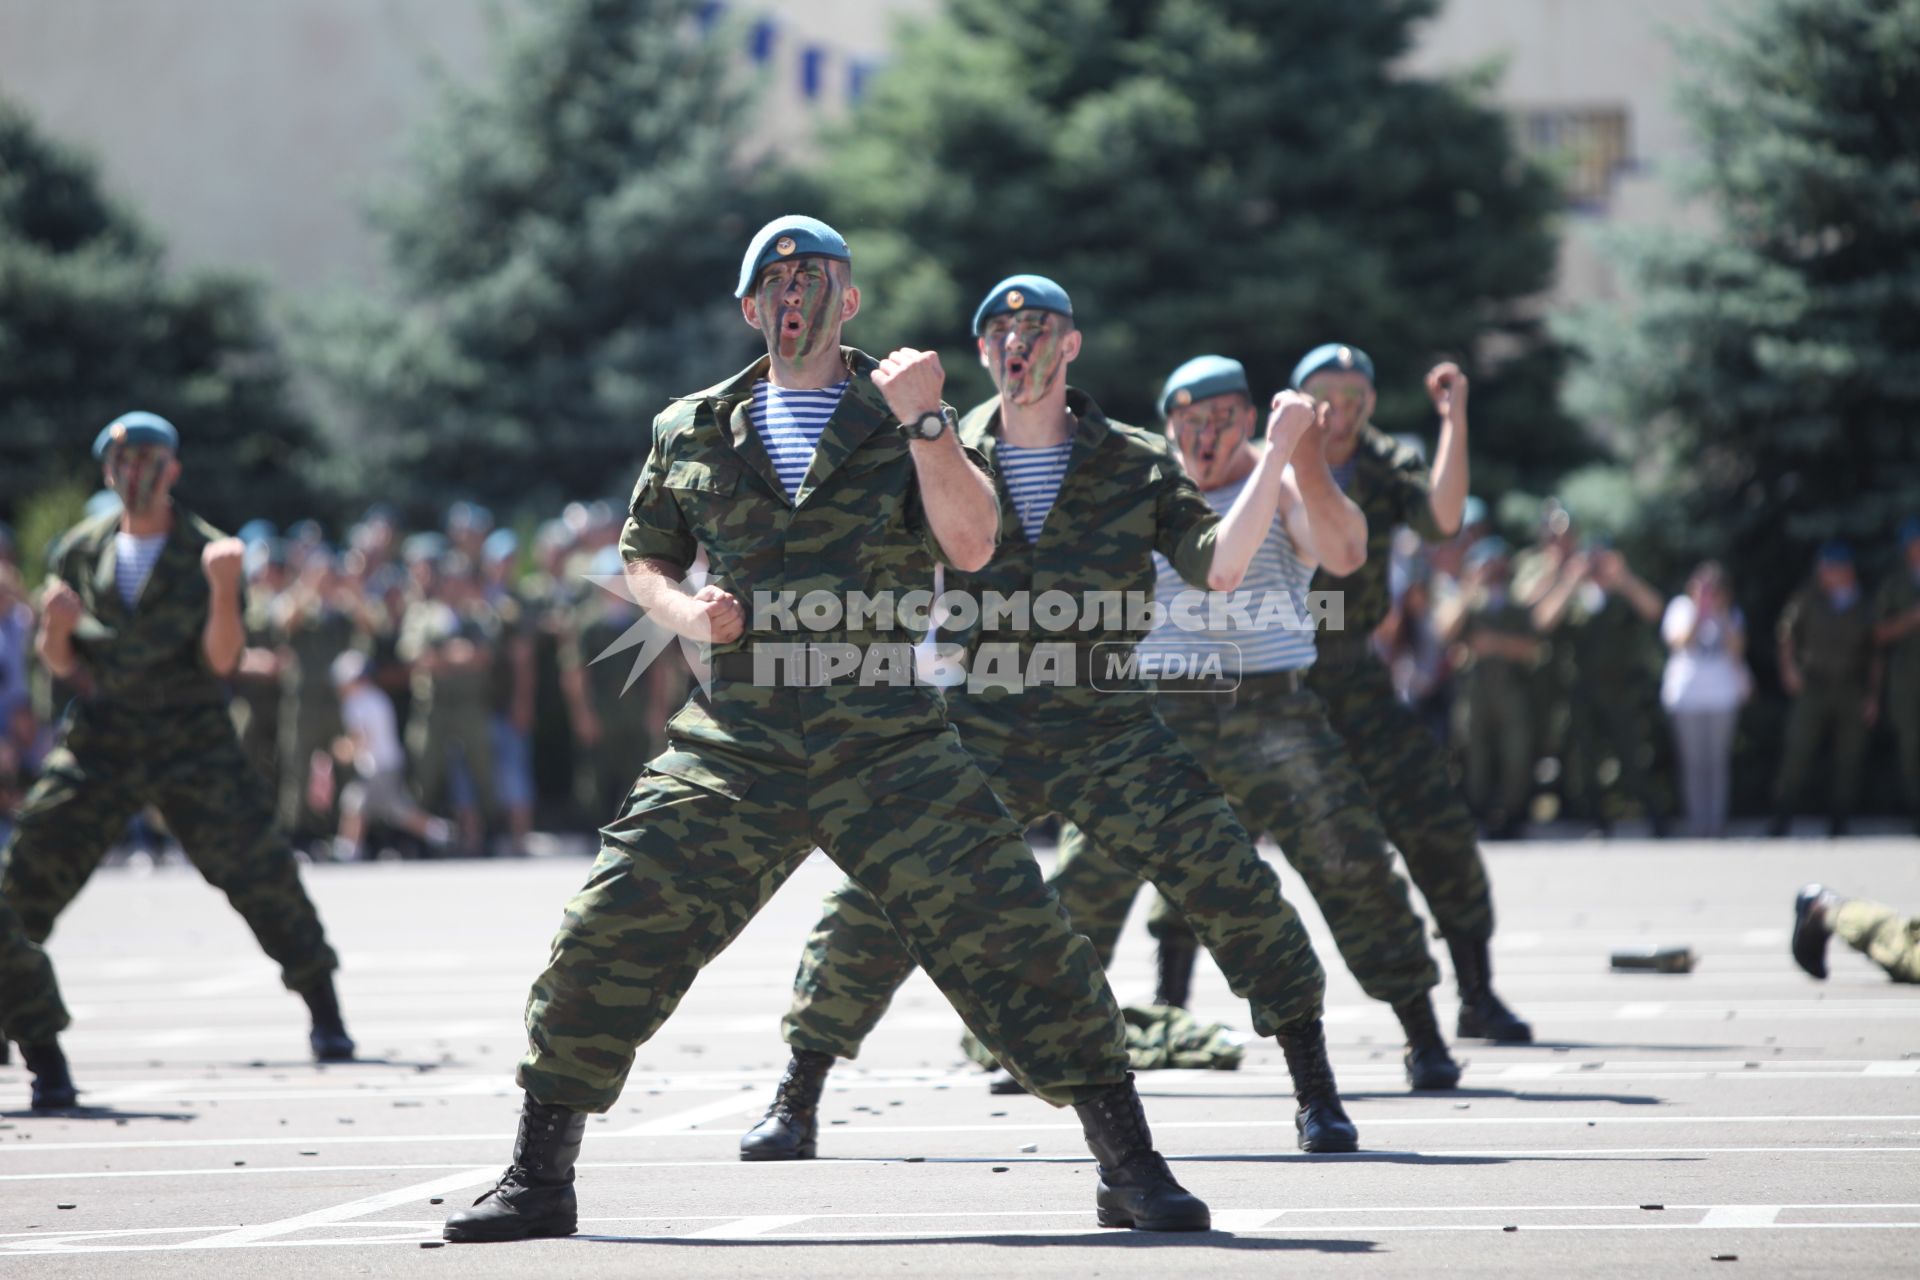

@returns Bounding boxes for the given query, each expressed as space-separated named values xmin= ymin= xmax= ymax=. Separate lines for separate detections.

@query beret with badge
xmin=971 ymin=274 xmax=1073 ymax=335
xmin=92 ymin=411 xmax=179 ymax=461
xmin=735 ymin=215 xmax=852 ymax=298
xmin=1290 ymin=343 xmax=1375 ymax=390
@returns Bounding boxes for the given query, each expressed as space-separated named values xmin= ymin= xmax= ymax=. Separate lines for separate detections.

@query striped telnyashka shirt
xmin=997 ymin=441 xmax=1074 ymax=543
xmin=751 ymin=379 xmax=848 ymax=500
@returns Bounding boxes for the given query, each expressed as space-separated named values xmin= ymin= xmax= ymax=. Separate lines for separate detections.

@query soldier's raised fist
xmin=871 ymin=348 xmax=947 ymax=424
xmin=202 ymin=537 xmax=246 ymax=593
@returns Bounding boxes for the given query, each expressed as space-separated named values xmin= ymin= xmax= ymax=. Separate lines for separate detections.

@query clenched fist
xmin=41 ymin=579 xmax=84 ymax=632
xmin=1426 ymin=362 xmax=1469 ymax=421
xmin=680 ymin=583 xmax=746 ymax=646
xmin=871 ymin=348 xmax=947 ymax=425
xmin=202 ymin=537 xmax=246 ymax=594
xmin=1267 ymin=390 xmax=1322 ymax=450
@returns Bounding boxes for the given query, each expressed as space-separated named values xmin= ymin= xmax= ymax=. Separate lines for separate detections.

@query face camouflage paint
xmin=1167 ymin=395 xmax=1252 ymax=488
xmin=982 ymin=310 xmax=1072 ymax=407
xmin=108 ymin=444 xmax=173 ymax=517
xmin=753 ymin=257 xmax=844 ymax=370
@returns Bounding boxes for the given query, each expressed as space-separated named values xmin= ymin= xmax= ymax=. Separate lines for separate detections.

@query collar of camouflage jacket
xmin=957 ymin=385 xmax=1114 ymax=464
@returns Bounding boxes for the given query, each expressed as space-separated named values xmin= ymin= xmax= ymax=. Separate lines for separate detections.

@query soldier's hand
xmin=1291 ymin=401 xmax=1330 ymax=466
xmin=202 ymin=538 xmax=246 ymax=594
xmin=1266 ymin=391 xmax=1320 ymax=450
xmin=41 ymin=579 xmax=83 ymax=632
xmin=1426 ymin=362 xmax=1468 ymax=420
xmin=682 ymin=583 xmax=746 ymax=645
xmin=871 ymin=348 xmax=947 ymax=424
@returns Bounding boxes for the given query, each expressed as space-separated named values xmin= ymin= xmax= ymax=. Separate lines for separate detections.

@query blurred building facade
xmin=0 ymin=0 xmax=1718 ymax=306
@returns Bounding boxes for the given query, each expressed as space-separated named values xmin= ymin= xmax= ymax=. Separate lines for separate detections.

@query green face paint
xmin=753 ymin=258 xmax=844 ymax=369
xmin=982 ymin=310 xmax=1071 ymax=407
xmin=108 ymin=444 xmax=173 ymax=517
xmin=1167 ymin=395 xmax=1250 ymax=488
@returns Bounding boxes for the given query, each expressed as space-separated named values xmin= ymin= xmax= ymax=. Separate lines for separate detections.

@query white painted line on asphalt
xmin=5 ymin=1147 xmax=1920 ymax=1185
xmin=182 ymin=1166 xmax=498 ymax=1249
xmin=9 ymin=1113 xmax=1920 ymax=1158
xmin=1698 ymin=1205 xmax=1782 ymax=1227
xmin=1864 ymin=1061 xmax=1920 ymax=1076
xmin=1614 ymin=1002 xmax=1669 ymax=1019
xmin=683 ymin=1214 xmax=813 ymax=1238
xmin=613 ymin=1093 xmax=773 ymax=1136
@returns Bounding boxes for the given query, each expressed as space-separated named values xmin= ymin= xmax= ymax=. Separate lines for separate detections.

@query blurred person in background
xmin=0 ymin=564 xmax=35 ymax=754
xmin=399 ymin=552 xmax=498 ymax=855
xmin=1381 ymin=559 xmax=1453 ymax=745
xmin=525 ymin=520 xmax=585 ymax=828
xmin=273 ymin=545 xmax=356 ymax=851
xmin=1661 ymin=561 xmax=1748 ymax=838
xmin=1873 ymin=518 xmax=1920 ymax=834
xmin=1770 ymin=541 xmax=1880 ymax=837
xmin=230 ymin=533 xmax=287 ymax=786
xmin=1533 ymin=539 xmax=1667 ymax=836
xmin=1446 ymin=537 xmax=1540 ymax=840
xmin=329 ymin=651 xmax=451 ymax=861
xmin=482 ymin=529 xmax=536 ymax=856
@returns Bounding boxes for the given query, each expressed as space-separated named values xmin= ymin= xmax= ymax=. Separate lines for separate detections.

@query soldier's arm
xmin=1424 ymin=363 xmax=1469 ymax=537
xmin=201 ymin=538 xmax=248 ymax=676
xmin=871 ymin=350 xmax=997 ymax=572
xmin=1206 ymin=393 xmax=1321 ymax=591
xmin=36 ymin=579 xmax=84 ymax=680
xmin=1285 ymin=412 xmax=1367 ymax=576
xmin=619 ymin=415 xmax=743 ymax=643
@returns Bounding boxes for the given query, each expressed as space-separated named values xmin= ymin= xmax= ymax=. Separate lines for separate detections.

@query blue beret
xmin=1899 ymin=517 xmax=1920 ymax=546
xmin=1290 ymin=343 xmax=1374 ymax=389
xmin=83 ymin=489 xmax=124 ymax=520
xmin=482 ymin=527 xmax=519 ymax=563
xmin=1461 ymin=495 xmax=1490 ymax=527
xmin=236 ymin=519 xmax=278 ymax=546
xmin=1159 ymin=355 xmax=1250 ymax=417
xmin=402 ymin=532 xmax=450 ymax=565
xmin=972 ymin=274 xmax=1073 ymax=335
xmin=1817 ymin=539 xmax=1853 ymax=565
xmin=92 ymin=411 xmax=179 ymax=460
xmin=735 ymin=215 xmax=851 ymax=298
xmin=1466 ymin=536 xmax=1510 ymax=570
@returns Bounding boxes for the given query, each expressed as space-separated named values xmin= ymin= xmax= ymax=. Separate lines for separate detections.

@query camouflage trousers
xmin=1833 ymin=899 xmax=1920 ymax=984
xmin=1309 ymin=652 xmax=1495 ymax=943
xmin=1051 ymin=674 xmax=1440 ymax=1008
xmin=278 ymin=695 xmax=342 ymax=837
xmin=1 ymin=701 xmax=339 ymax=993
xmin=518 ymin=677 xmax=1129 ymax=1112
xmin=779 ymin=698 xmax=1326 ymax=1065
xmin=0 ymin=895 xmax=69 ymax=1043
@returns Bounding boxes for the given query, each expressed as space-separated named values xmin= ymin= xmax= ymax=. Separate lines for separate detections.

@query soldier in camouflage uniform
xmin=399 ymin=556 xmax=498 ymax=855
xmin=274 ymin=550 xmax=355 ymax=846
xmin=1769 ymin=541 xmax=1881 ymax=837
xmin=1793 ymin=883 xmax=1920 ymax=984
xmin=1291 ymin=344 xmax=1534 ymax=1042
xmin=1031 ymin=355 xmax=1462 ymax=1095
xmin=229 ymin=535 xmax=286 ymax=787
xmin=1 ymin=896 xmax=79 ymax=1109
xmin=0 ymin=413 xmax=354 ymax=1065
xmin=748 ymin=279 xmax=1361 ymax=1169
xmin=1448 ymin=538 xmax=1541 ymax=840
xmin=444 ymin=222 xmax=1209 ymax=1245
xmin=1874 ymin=519 xmax=1920 ymax=832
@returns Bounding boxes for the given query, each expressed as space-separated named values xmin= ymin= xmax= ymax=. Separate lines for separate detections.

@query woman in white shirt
xmin=1661 ymin=562 xmax=1748 ymax=837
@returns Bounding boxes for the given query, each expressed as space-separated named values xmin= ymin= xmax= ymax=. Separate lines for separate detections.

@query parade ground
xmin=3 ymin=837 xmax=1916 ymax=1278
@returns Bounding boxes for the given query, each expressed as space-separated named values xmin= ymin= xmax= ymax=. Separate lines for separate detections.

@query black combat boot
xmin=1073 ymin=1075 xmax=1211 ymax=1231
xmin=984 ymin=1066 xmax=1030 ymax=1096
xmin=1394 ymin=995 xmax=1464 ymax=1091
xmin=739 ymin=1049 xmax=833 ymax=1161
xmin=1276 ymin=1019 xmax=1359 ymax=1153
xmin=1791 ymin=883 xmax=1838 ymax=980
xmin=1153 ymin=935 xmax=1199 ymax=1010
xmin=1448 ymin=937 xmax=1533 ymax=1043
xmin=22 ymin=1040 xmax=79 ymax=1111
xmin=300 ymin=977 xmax=356 ymax=1062
xmin=444 ymin=1096 xmax=586 ymax=1243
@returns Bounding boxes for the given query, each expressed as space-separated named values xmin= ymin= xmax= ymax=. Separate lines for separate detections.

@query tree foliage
xmin=303 ymin=0 xmax=765 ymax=520
xmin=1560 ymin=0 xmax=1920 ymax=601
xmin=0 ymin=96 xmax=318 ymax=530
xmin=811 ymin=0 xmax=1580 ymax=491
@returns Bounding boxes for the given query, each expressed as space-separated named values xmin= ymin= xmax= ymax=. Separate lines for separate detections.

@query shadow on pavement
xmin=579 ymin=1232 xmax=1380 ymax=1253
xmin=1141 ymin=1087 xmax=1665 ymax=1106
xmin=0 ymin=1104 xmax=197 ymax=1122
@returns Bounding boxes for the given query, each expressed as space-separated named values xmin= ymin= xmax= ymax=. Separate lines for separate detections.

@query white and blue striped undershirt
xmin=751 ymin=379 xmax=848 ymax=500
xmin=114 ymin=532 xmax=168 ymax=608
xmin=1147 ymin=472 xmax=1318 ymax=676
xmin=998 ymin=441 xmax=1073 ymax=543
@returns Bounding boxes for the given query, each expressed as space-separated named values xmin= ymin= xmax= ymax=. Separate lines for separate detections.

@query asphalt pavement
xmin=3 ymin=836 xmax=1916 ymax=1277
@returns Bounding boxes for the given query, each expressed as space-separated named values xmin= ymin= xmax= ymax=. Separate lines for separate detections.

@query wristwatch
xmin=902 ymin=407 xmax=957 ymax=441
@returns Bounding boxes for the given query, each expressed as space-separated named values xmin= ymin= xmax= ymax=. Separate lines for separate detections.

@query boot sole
xmin=739 ymin=1145 xmax=816 ymax=1162
xmin=442 ymin=1218 xmax=577 ymax=1243
xmin=1097 ymin=1207 xmax=1213 ymax=1231
xmin=1297 ymin=1128 xmax=1360 ymax=1154
xmin=1458 ymin=1026 xmax=1533 ymax=1044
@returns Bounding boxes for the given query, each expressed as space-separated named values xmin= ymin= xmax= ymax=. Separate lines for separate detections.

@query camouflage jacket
xmin=1313 ymin=425 xmax=1447 ymax=650
xmin=1874 ymin=570 xmax=1920 ymax=701
xmin=620 ymin=346 xmax=975 ymax=654
xmin=943 ymin=388 xmax=1220 ymax=712
xmin=47 ymin=506 xmax=231 ymax=713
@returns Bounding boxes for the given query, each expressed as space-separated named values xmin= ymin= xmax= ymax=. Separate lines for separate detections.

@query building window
xmin=1517 ymin=107 xmax=1631 ymax=209
xmin=800 ymin=46 xmax=826 ymax=101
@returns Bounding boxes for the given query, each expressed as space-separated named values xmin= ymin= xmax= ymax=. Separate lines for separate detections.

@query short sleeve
xmin=619 ymin=415 xmax=697 ymax=571
xmin=1155 ymin=459 xmax=1222 ymax=589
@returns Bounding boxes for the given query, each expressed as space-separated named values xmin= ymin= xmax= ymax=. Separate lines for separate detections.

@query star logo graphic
xmin=579 ymin=568 xmax=716 ymax=698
